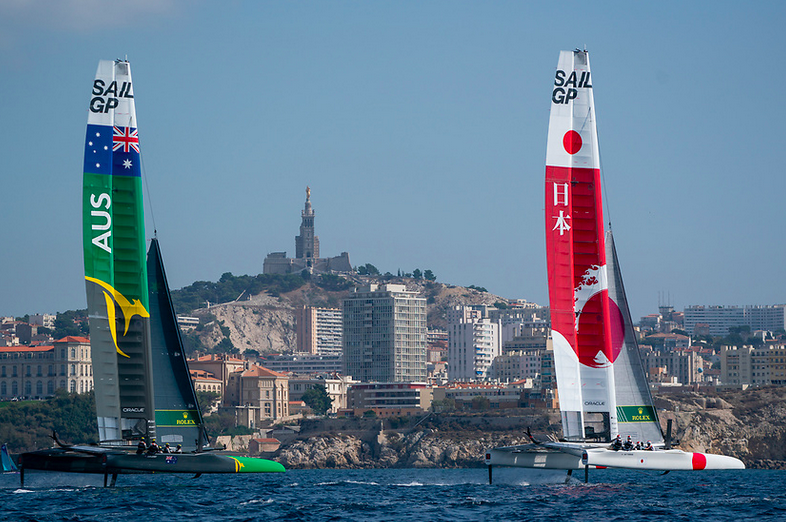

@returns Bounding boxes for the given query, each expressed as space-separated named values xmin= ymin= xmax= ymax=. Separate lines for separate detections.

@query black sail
xmin=147 ymin=238 xmax=208 ymax=451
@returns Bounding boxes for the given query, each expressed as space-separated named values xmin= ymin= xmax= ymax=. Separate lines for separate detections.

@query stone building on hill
xmin=0 ymin=336 xmax=93 ymax=399
xmin=226 ymin=365 xmax=290 ymax=429
xmin=263 ymin=187 xmax=352 ymax=275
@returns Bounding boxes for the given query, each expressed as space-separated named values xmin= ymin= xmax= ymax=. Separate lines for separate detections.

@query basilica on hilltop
xmin=263 ymin=187 xmax=352 ymax=275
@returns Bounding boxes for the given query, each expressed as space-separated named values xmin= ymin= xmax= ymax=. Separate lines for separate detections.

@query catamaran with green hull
xmin=19 ymin=59 xmax=284 ymax=485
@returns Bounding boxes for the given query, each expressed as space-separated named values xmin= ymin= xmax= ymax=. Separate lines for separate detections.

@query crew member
xmin=611 ymin=434 xmax=622 ymax=450
xmin=622 ymin=435 xmax=634 ymax=451
xmin=162 ymin=443 xmax=171 ymax=453
xmin=136 ymin=440 xmax=147 ymax=455
xmin=174 ymin=444 xmax=183 ymax=454
xmin=147 ymin=439 xmax=159 ymax=454
xmin=644 ymin=440 xmax=654 ymax=451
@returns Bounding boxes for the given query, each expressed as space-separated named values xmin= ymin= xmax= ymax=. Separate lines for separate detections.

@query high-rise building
xmin=745 ymin=305 xmax=786 ymax=332
xmin=343 ymin=284 xmax=427 ymax=382
xmin=447 ymin=306 xmax=501 ymax=382
xmin=684 ymin=305 xmax=786 ymax=336
xmin=295 ymin=305 xmax=343 ymax=355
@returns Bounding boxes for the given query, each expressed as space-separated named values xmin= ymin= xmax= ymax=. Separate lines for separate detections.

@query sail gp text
xmin=90 ymin=79 xmax=133 ymax=113
xmin=552 ymin=70 xmax=591 ymax=104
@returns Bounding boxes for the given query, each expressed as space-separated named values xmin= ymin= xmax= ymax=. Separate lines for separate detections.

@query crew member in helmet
xmin=644 ymin=440 xmax=654 ymax=451
xmin=147 ymin=439 xmax=160 ymax=454
xmin=136 ymin=440 xmax=147 ymax=455
xmin=611 ymin=434 xmax=623 ymax=451
xmin=622 ymin=435 xmax=634 ymax=451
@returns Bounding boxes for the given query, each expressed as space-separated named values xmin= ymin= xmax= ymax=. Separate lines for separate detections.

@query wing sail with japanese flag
xmin=483 ymin=51 xmax=743 ymax=475
xmin=82 ymin=60 xmax=156 ymax=444
xmin=545 ymin=50 xmax=619 ymax=441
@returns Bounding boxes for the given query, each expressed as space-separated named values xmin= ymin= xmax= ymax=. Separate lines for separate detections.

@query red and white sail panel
xmin=545 ymin=50 xmax=619 ymax=440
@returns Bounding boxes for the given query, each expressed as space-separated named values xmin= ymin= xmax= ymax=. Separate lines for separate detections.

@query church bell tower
xmin=295 ymin=186 xmax=319 ymax=262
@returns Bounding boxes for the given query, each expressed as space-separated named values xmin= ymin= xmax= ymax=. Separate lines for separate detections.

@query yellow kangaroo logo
xmin=230 ymin=457 xmax=245 ymax=472
xmin=86 ymin=276 xmax=150 ymax=358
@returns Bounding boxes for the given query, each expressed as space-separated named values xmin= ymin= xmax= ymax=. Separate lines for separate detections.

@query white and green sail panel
xmin=83 ymin=60 xmax=155 ymax=444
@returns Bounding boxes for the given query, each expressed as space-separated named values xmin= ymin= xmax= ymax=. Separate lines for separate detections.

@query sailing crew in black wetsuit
xmin=136 ymin=440 xmax=147 ymax=455
xmin=611 ymin=434 xmax=622 ymax=450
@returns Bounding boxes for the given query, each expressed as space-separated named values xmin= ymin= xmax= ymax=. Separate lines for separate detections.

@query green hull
xmin=20 ymin=448 xmax=285 ymax=475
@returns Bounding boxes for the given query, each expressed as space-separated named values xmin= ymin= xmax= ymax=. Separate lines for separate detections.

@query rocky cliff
xmin=274 ymin=387 xmax=786 ymax=470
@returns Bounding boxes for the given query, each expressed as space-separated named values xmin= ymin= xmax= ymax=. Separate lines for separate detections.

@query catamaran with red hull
xmin=485 ymin=50 xmax=744 ymax=481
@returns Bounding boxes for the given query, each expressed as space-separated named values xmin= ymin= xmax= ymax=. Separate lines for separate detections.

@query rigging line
xmin=140 ymin=152 xmax=158 ymax=238
xmin=594 ymin=105 xmax=613 ymax=231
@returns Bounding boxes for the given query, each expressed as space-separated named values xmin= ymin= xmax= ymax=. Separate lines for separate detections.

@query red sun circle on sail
xmin=563 ymin=130 xmax=582 ymax=154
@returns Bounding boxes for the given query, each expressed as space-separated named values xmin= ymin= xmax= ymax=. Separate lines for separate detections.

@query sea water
xmin=1 ymin=467 xmax=783 ymax=522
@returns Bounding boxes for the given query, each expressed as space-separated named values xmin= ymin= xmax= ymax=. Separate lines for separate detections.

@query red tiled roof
xmin=242 ymin=365 xmax=286 ymax=378
xmin=0 ymin=345 xmax=54 ymax=353
xmin=54 ymin=336 xmax=90 ymax=343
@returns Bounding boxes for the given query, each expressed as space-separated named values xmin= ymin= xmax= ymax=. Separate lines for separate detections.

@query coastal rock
xmin=275 ymin=388 xmax=786 ymax=470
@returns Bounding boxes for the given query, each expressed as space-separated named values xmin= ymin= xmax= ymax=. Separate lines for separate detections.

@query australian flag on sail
xmin=83 ymin=124 xmax=141 ymax=177
xmin=112 ymin=126 xmax=140 ymax=153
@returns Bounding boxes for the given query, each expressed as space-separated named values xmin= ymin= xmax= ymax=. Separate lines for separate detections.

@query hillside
xmin=182 ymin=273 xmax=526 ymax=354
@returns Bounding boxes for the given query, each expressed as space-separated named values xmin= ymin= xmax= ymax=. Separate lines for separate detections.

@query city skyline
xmin=1 ymin=2 xmax=784 ymax=321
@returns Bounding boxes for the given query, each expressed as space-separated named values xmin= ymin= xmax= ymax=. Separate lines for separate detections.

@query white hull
xmin=485 ymin=445 xmax=585 ymax=470
xmin=582 ymin=447 xmax=745 ymax=471
xmin=486 ymin=443 xmax=745 ymax=471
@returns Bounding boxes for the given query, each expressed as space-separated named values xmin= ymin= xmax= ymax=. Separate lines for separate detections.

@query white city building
xmin=447 ymin=306 xmax=501 ymax=382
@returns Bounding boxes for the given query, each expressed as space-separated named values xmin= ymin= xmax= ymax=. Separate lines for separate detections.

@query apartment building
xmin=447 ymin=306 xmax=501 ymax=382
xmin=295 ymin=306 xmax=343 ymax=355
xmin=343 ymin=284 xmax=427 ymax=382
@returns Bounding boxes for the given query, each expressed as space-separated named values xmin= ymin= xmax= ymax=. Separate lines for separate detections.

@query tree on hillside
xmin=315 ymin=274 xmax=353 ymax=291
xmin=0 ymin=390 xmax=98 ymax=451
xmin=301 ymin=384 xmax=332 ymax=415
xmin=412 ymin=269 xmax=422 ymax=280
xmin=52 ymin=310 xmax=89 ymax=339
xmin=471 ymin=396 xmax=490 ymax=411
xmin=423 ymin=269 xmax=436 ymax=281
xmin=357 ymin=263 xmax=380 ymax=276
xmin=196 ymin=391 xmax=221 ymax=416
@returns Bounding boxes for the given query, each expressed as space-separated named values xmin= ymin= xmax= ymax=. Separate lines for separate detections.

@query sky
xmin=1 ymin=1 xmax=784 ymax=322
